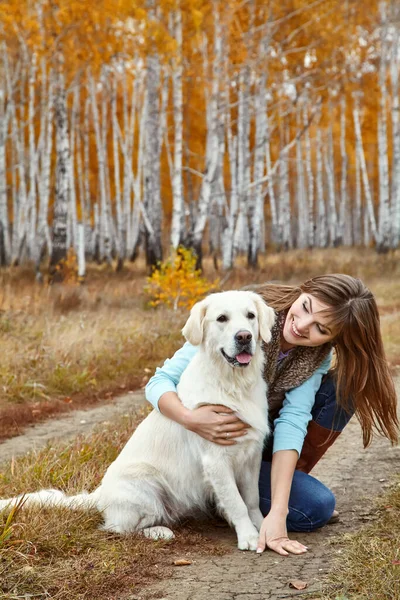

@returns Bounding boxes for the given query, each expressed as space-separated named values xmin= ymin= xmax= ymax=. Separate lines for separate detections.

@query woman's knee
xmin=287 ymin=481 xmax=336 ymax=532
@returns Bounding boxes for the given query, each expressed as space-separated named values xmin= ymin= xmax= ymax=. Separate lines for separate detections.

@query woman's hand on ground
xmin=184 ymin=405 xmax=249 ymax=445
xmin=256 ymin=513 xmax=308 ymax=556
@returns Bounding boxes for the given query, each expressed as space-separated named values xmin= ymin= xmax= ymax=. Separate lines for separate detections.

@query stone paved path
xmin=1 ymin=381 xmax=399 ymax=600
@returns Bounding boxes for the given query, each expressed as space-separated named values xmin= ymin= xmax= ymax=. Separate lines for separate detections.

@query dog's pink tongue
xmin=236 ymin=352 xmax=252 ymax=364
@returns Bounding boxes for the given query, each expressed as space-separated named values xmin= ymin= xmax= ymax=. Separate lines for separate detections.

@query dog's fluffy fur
xmin=0 ymin=291 xmax=275 ymax=551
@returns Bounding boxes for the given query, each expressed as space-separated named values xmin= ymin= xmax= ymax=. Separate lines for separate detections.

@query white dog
xmin=0 ymin=291 xmax=275 ymax=551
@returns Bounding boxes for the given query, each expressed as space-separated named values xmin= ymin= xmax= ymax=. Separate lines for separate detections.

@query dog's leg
xmin=202 ymin=456 xmax=259 ymax=551
xmin=237 ymin=453 xmax=264 ymax=531
xmin=98 ymin=478 xmax=175 ymax=540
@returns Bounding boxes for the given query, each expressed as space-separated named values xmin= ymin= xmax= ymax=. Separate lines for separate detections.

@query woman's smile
xmin=291 ymin=318 xmax=306 ymax=339
xmin=282 ymin=293 xmax=335 ymax=350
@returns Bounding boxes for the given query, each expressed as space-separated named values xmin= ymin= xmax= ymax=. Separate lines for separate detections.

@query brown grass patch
xmin=317 ymin=477 xmax=400 ymax=600
xmin=0 ymin=408 xmax=229 ymax=600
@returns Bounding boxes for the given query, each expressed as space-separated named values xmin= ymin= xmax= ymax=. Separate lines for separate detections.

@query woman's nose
xmin=297 ymin=316 xmax=312 ymax=333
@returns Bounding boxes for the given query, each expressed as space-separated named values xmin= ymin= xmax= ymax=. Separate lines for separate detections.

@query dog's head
xmin=182 ymin=291 xmax=275 ymax=368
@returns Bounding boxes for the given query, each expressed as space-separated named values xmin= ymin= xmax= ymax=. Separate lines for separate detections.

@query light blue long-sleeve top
xmin=145 ymin=342 xmax=332 ymax=457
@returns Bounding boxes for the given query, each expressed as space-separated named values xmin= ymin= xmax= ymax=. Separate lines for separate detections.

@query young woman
xmin=145 ymin=274 xmax=398 ymax=556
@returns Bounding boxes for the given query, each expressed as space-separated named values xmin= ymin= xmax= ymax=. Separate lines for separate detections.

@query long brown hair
xmin=257 ymin=274 xmax=399 ymax=447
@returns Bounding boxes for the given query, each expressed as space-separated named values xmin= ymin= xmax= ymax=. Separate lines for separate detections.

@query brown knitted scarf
xmin=263 ymin=311 xmax=332 ymax=421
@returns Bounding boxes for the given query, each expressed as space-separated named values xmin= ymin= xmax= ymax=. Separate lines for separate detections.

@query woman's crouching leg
xmin=258 ymin=461 xmax=335 ymax=533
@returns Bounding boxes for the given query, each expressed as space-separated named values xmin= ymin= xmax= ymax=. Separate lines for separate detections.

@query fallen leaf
xmin=289 ymin=580 xmax=308 ymax=590
xmin=173 ymin=559 xmax=192 ymax=566
xmin=392 ymin=560 xmax=400 ymax=565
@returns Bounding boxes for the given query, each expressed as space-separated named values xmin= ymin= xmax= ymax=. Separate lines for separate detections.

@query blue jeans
xmin=258 ymin=375 xmax=354 ymax=532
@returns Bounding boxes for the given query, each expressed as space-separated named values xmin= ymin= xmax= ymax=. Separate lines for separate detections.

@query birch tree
xmin=190 ymin=7 xmax=223 ymax=265
xmin=376 ymin=2 xmax=391 ymax=253
xmin=49 ymin=61 xmax=71 ymax=280
xmin=170 ymin=8 xmax=185 ymax=249
xmin=143 ymin=4 xmax=163 ymax=267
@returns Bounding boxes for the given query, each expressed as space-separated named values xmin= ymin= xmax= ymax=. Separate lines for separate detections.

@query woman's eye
xmin=247 ymin=312 xmax=255 ymax=320
xmin=217 ymin=315 xmax=228 ymax=323
xmin=302 ymin=301 xmax=309 ymax=313
xmin=317 ymin=326 xmax=328 ymax=335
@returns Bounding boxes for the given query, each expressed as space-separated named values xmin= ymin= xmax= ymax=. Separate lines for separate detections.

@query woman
xmin=145 ymin=274 xmax=398 ymax=556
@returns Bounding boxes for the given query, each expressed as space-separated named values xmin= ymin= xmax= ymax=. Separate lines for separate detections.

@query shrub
xmin=144 ymin=247 xmax=219 ymax=310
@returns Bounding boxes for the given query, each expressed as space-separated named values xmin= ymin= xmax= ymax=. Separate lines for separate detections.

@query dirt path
xmin=1 ymin=381 xmax=399 ymax=600
xmin=0 ymin=391 xmax=146 ymax=462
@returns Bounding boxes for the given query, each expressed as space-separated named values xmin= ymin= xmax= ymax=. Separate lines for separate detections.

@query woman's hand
xmin=184 ymin=404 xmax=249 ymax=445
xmin=256 ymin=513 xmax=308 ymax=556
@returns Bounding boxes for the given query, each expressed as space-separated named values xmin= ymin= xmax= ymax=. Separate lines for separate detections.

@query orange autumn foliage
xmin=0 ymin=0 xmax=395 ymax=232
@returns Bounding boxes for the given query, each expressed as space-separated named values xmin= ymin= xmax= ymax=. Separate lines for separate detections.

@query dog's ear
xmin=182 ymin=297 xmax=209 ymax=346
xmin=251 ymin=293 xmax=276 ymax=343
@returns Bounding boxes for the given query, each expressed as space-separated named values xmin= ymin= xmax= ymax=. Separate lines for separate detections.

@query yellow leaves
xmin=52 ymin=248 xmax=81 ymax=285
xmin=144 ymin=247 xmax=219 ymax=310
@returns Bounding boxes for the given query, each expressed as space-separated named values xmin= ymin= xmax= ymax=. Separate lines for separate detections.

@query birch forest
xmin=1 ymin=0 xmax=400 ymax=273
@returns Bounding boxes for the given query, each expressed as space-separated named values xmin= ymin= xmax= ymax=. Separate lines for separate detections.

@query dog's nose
xmin=235 ymin=330 xmax=252 ymax=344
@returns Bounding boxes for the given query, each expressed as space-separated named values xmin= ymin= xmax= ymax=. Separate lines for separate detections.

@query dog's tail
xmin=0 ymin=488 xmax=100 ymax=512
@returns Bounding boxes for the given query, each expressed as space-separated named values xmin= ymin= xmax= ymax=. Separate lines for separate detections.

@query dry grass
xmin=318 ymin=478 xmax=400 ymax=600
xmin=0 ymin=248 xmax=399 ymax=439
xmin=0 ymin=407 xmax=228 ymax=600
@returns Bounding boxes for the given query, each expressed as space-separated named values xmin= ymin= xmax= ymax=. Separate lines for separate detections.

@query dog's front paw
xmin=237 ymin=530 xmax=259 ymax=551
xmin=143 ymin=526 xmax=175 ymax=541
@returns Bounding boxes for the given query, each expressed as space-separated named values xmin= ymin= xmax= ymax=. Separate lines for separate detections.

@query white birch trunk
xmin=170 ymin=8 xmax=184 ymax=249
xmin=50 ymin=61 xmax=71 ymax=278
xmin=353 ymin=146 xmax=362 ymax=246
xmin=221 ymin=68 xmax=237 ymax=270
xmin=192 ymin=8 xmax=222 ymax=263
xmin=0 ymin=46 xmax=12 ymax=265
xmin=37 ymin=69 xmax=54 ymax=264
xmin=111 ymin=72 xmax=124 ymax=266
xmin=27 ymin=53 xmax=38 ymax=262
xmin=89 ymin=73 xmax=112 ymax=263
xmin=390 ymin=22 xmax=400 ymax=248
xmin=303 ymin=97 xmax=314 ymax=247
xmin=249 ymin=33 xmax=269 ymax=266
xmin=265 ymin=112 xmax=277 ymax=245
xmin=325 ymin=107 xmax=338 ymax=247
xmin=296 ymin=100 xmax=308 ymax=248
xmin=339 ymin=95 xmax=350 ymax=245
xmin=377 ymin=2 xmax=391 ymax=252
xmin=68 ymin=81 xmax=79 ymax=253
xmin=143 ymin=17 xmax=163 ymax=267
xmin=352 ymin=93 xmax=379 ymax=243
xmin=7 ymin=59 xmax=28 ymax=263
xmin=316 ymin=126 xmax=327 ymax=247
xmin=233 ymin=66 xmax=251 ymax=255
xmin=77 ymin=222 xmax=86 ymax=279
xmin=278 ymin=120 xmax=292 ymax=250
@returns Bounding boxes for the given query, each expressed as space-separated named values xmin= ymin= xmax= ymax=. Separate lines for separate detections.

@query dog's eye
xmin=247 ymin=312 xmax=256 ymax=320
xmin=217 ymin=315 xmax=228 ymax=323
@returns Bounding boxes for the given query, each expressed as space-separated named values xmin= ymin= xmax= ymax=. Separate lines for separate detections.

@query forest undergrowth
xmin=0 ymin=247 xmax=399 ymax=441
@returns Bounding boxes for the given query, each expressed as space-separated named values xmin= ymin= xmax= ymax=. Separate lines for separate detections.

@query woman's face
xmin=282 ymin=293 xmax=335 ymax=349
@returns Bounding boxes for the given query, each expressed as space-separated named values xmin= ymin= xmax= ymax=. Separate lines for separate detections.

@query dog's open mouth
xmin=221 ymin=349 xmax=253 ymax=367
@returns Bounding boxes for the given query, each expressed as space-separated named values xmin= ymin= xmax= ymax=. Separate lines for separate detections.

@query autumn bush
xmin=144 ymin=247 xmax=220 ymax=310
